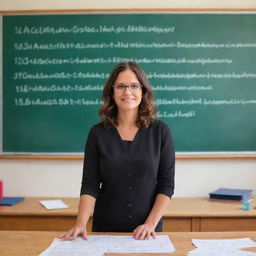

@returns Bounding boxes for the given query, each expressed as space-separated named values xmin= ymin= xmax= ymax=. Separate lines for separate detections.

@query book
xmin=0 ymin=197 xmax=25 ymax=206
xmin=209 ymin=188 xmax=253 ymax=201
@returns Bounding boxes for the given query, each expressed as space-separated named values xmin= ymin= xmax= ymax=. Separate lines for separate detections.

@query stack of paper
xmin=39 ymin=235 xmax=175 ymax=256
xmin=39 ymin=200 xmax=69 ymax=210
xmin=187 ymin=237 xmax=256 ymax=256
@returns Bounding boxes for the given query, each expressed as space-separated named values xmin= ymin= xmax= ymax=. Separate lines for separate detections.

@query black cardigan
xmin=80 ymin=119 xmax=175 ymax=232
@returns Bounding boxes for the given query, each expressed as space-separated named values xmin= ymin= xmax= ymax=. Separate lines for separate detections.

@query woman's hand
xmin=133 ymin=223 xmax=156 ymax=240
xmin=58 ymin=225 xmax=88 ymax=241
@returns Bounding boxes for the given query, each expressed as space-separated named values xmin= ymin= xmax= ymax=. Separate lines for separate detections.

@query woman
xmin=60 ymin=62 xmax=175 ymax=241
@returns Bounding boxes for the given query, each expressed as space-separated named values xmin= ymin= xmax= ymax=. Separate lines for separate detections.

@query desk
xmin=0 ymin=197 xmax=255 ymax=232
xmin=165 ymin=197 xmax=256 ymax=232
xmin=0 ymin=231 xmax=256 ymax=256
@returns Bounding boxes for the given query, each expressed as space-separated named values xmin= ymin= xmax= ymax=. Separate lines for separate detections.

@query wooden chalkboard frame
xmin=1 ymin=8 xmax=256 ymax=159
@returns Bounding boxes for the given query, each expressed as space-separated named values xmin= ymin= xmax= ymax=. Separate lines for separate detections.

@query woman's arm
xmin=59 ymin=194 xmax=96 ymax=240
xmin=133 ymin=194 xmax=170 ymax=240
xmin=59 ymin=126 xmax=100 ymax=240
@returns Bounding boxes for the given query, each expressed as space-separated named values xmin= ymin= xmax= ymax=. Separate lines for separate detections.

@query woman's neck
xmin=117 ymin=109 xmax=138 ymax=128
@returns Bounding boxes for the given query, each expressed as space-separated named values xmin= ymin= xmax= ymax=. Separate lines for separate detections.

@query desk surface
xmin=1 ymin=231 xmax=256 ymax=256
xmin=0 ymin=197 xmax=78 ymax=216
xmin=1 ymin=197 xmax=256 ymax=232
xmin=0 ymin=197 xmax=255 ymax=217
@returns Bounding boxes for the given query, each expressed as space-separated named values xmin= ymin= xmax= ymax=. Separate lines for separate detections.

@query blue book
xmin=209 ymin=188 xmax=253 ymax=201
xmin=0 ymin=197 xmax=25 ymax=206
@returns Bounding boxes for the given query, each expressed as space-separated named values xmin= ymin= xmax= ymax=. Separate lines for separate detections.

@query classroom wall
xmin=0 ymin=0 xmax=256 ymax=198
xmin=1 ymin=0 xmax=256 ymax=10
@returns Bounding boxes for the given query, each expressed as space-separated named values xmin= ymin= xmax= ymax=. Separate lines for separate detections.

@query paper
xmin=192 ymin=238 xmax=256 ymax=249
xmin=39 ymin=200 xmax=69 ymax=210
xmin=39 ymin=235 xmax=175 ymax=256
xmin=109 ymin=235 xmax=175 ymax=253
xmin=188 ymin=247 xmax=256 ymax=256
xmin=187 ymin=238 xmax=256 ymax=256
xmin=39 ymin=236 xmax=108 ymax=256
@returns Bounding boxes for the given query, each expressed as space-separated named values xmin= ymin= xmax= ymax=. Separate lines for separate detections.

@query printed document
xmin=39 ymin=235 xmax=175 ymax=256
xmin=108 ymin=235 xmax=175 ymax=253
xmin=192 ymin=238 xmax=256 ymax=249
xmin=188 ymin=247 xmax=256 ymax=256
xmin=187 ymin=237 xmax=256 ymax=256
xmin=39 ymin=236 xmax=109 ymax=256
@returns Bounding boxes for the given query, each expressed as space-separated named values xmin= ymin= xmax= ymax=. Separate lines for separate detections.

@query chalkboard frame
xmin=1 ymin=8 xmax=256 ymax=159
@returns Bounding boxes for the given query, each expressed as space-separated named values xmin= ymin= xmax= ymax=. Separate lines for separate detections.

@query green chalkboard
xmin=2 ymin=12 xmax=256 ymax=154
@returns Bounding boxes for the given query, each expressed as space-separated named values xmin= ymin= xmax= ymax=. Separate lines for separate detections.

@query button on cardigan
xmin=80 ymin=119 xmax=175 ymax=232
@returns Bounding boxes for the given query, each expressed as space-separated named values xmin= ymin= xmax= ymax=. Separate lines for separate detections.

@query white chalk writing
xmin=148 ymin=72 xmax=256 ymax=79
xmin=156 ymin=98 xmax=256 ymax=106
xmin=12 ymin=72 xmax=256 ymax=81
xmin=13 ymin=72 xmax=108 ymax=80
xmin=15 ymin=84 xmax=103 ymax=93
xmin=14 ymin=57 xmax=233 ymax=66
xmin=15 ymin=84 xmax=214 ymax=93
xmin=157 ymin=110 xmax=196 ymax=118
xmin=14 ymin=25 xmax=175 ymax=35
xmin=14 ymin=41 xmax=256 ymax=51
xmin=14 ymin=98 xmax=103 ymax=106
xmin=152 ymin=85 xmax=213 ymax=91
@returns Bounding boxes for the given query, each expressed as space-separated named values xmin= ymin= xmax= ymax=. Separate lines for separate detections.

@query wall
xmin=0 ymin=158 xmax=256 ymax=197
xmin=1 ymin=0 xmax=256 ymax=10
xmin=0 ymin=0 xmax=255 ymax=198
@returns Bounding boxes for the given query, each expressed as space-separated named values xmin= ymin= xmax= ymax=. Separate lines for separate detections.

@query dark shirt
xmin=80 ymin=119 xmax=175 ymax=232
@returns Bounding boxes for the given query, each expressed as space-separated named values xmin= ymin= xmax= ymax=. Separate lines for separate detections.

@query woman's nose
xmin=123 ymin=86 xmax=132 ymax=94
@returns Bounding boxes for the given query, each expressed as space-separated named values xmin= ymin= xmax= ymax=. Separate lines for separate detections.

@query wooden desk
xmin=0 ymin=231 xmax=255 ymax=256
xmin=0 ymin=197 xmax=255 ymax=232
xmin=165 ymin=197 xmax=256 ymax=232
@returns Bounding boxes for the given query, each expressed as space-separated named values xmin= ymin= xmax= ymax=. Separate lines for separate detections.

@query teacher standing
xmin=60 ymin=62 xmax=175 ymax=240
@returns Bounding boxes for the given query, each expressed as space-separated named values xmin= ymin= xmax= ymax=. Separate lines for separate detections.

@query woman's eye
xmin=131 ymin=84 xmax=138 ymax=89
xmin=117 ymin=84 xmax=125 ymax=89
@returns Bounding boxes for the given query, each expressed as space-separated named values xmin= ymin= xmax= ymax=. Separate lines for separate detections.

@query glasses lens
xmin=114 ymin=84 xmax=125 ymax=90
xmin=130 ymin=84 xmax=140 ymax=90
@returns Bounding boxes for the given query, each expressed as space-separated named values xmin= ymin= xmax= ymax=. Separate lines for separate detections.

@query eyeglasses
xmin=112 ymin=83 xmax=142 ymax=92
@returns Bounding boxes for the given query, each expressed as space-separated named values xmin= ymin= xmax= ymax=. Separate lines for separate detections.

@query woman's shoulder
xmin=89 ymin=122 xmax=105 ymax=132
xmin=150 ymin=119 xmax=170 ymax=131
xmin=89 ymin=122 xmax=114 ymax=135
xmin=147 ymin=119 xmax=173 ymax=139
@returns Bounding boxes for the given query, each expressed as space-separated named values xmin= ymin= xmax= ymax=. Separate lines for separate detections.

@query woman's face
xmin=112 ymin=69 xmax=142 ymax=112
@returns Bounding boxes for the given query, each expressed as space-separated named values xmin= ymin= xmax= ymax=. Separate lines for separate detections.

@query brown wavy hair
xmin=98 ymin=62 xmax=157 ymax=128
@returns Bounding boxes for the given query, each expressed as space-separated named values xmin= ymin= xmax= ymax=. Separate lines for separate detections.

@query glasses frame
xmin=112 ymin=83 xmax=142 ymax=93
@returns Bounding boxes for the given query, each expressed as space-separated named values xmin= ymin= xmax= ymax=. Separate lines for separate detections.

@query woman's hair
xmin=98 ymin=62 xmax=157 ymax=128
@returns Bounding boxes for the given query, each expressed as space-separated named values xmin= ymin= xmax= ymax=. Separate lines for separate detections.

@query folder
xmin=209 ymin=188 xmax=253 ymax=201
xmin=0 ymin=197 xmax=25 ymax=206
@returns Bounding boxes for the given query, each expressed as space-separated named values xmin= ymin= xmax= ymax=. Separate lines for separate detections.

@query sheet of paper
xmin=192 ymin=238 xmax=256 ymax=249
xmin=108 ymin=235 xmax=175 ymax=253
xmin=188 ymin=247 xmax=256 ymax=256
xmin=39 ymin=200 xmax=69 ymax=210
xmin=188 ymin=237 xmax=256 ymax=256
xmin=39 ymin=235 xmax=175 ymax=256
xmin=39 ymin=236 xmax=109 ymax=256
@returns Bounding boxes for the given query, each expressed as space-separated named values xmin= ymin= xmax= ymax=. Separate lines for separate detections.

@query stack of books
xmin=209 ymin=188 xmax=253 ymax=201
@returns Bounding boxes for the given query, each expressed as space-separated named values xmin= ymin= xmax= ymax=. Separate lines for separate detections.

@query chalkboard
xmin=1 ymin=12 xmax=256 ymax=155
